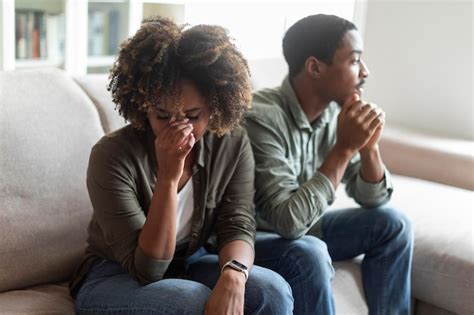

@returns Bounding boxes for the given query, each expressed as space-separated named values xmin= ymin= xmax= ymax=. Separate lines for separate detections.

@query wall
xmin=0 ymin=0 xmax=15 ymax=71
xmin=362 ymin=0 xmax=473 ymax=140
xmin=185 ymin=1 xmax=355 ymax=60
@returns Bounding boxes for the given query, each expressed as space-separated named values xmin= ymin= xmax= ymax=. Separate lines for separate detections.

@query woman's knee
xmin=246 ymin=266 xmax=294 ymax=315
xmin=146 ymin=279 xmax=211 ymax=311
xmin=77 ymin=278 xmax=211 ymax=314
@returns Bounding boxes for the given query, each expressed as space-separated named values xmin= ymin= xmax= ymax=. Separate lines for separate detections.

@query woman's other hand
xmin=205 ymin=269 xmax=246 ymax=315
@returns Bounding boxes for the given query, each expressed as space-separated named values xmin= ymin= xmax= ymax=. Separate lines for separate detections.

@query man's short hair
xmin=283 ymin=14 xmax=357 ymax=77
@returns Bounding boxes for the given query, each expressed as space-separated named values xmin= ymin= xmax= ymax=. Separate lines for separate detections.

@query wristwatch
xmin=221 ymin=259 xmax=249 ymax=281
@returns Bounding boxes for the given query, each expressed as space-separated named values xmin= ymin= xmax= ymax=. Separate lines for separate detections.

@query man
xmin=245 ymin=14 xmax=413 ymax=315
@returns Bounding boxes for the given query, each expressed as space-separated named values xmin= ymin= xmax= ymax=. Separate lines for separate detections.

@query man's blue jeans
xmin=75 ymin=248 xmax=294 ymax=314
xmin=255 ymin=206 xmax=413 ymax=315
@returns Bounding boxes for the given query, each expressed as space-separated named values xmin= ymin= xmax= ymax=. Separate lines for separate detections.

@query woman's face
xmin=148 ymin=79 xmax=210 ymax=142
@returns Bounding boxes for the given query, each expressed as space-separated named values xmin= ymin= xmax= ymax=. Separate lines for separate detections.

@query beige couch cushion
xmin=0 ymin=69 xmax=104 ymax=292
xmin=332 ymin=260 xmax=368 ymax=314
xmin=0 ymin=283 xmax=74 ymax=314
xmin=333 ymin=175 xmax=474 ymax=315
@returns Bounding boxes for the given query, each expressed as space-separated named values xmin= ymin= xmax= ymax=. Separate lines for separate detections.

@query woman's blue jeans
xmin=75 ymin=248 xmax=294 ymax=314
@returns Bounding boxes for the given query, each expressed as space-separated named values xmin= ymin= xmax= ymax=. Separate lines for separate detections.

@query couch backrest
xmin=0 ymin=68 xmax=104 ymax=292
xmin=73 ymin=74 xmax=128 ymax=134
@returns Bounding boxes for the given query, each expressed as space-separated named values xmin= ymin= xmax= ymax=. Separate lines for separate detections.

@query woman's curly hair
xmin=108 ymin=16 xmax=252 ymax=135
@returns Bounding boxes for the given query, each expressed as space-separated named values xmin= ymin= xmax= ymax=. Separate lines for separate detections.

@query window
xmin=185 ymin=1 xmax=356 ymax=60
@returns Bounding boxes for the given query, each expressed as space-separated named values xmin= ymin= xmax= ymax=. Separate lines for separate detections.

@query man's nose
xmin=360 ymin=60 xmax=370 ymax=78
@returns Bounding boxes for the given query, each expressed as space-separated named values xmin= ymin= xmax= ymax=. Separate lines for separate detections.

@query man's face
xmin=148 ymin=79 xmax=210 ymax=142
xmin=319 ymin=30 xmax=370 ymax=106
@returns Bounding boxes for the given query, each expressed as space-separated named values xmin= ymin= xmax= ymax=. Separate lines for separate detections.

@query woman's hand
xmin=154 ymin=118 xmax=195 ymax=183
xmin=205 ymin=269 xmax=246 ymax=315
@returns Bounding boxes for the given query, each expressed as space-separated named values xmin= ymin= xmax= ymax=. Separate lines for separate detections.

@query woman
xmin=70 ymin=17 xmax=293 ymax=314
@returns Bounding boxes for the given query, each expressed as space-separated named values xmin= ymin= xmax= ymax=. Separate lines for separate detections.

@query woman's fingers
xmin=158 ymin=119 xmax=192 ymax=146
xmin=179 ymin=133 xmax=195 ymax=155
xmin=170 ymin=123 xmax=193 ymax=146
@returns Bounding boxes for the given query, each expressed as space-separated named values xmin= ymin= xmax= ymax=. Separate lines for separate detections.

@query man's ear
xmin=305 ymin=56 xmax=324 ymax=79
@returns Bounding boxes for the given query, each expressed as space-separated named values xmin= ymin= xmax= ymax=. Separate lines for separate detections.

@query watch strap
xmin=221 ymin=260 xmax=249 ymax=281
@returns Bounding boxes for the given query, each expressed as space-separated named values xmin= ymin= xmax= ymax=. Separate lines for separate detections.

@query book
xmin=88 ymin=10 xmax=105 ymax=56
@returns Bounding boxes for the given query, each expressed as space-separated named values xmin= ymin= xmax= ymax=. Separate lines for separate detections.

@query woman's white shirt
xmin=176 ymin=179 xmax=194 ymax=243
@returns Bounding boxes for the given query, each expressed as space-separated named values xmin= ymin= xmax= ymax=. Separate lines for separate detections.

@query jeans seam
xmin=370 ymin=223 xmax=388 ymax=315
xmin=278 ymin=252 xmax=310 ymax=315
xmin=79 ymin=305 xmax=158 ymax=312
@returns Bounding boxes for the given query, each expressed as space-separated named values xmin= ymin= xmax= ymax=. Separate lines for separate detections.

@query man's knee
xmin=287 ymin=236 xmax=335 ymax=281
xmin=371 ymin=207 xmax=413 ymax=245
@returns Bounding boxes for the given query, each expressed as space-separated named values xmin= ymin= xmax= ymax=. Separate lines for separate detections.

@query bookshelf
xmin=0 ymin=0 xmax=186 ymax=75
xmin=15 ymin=0 xmax=66 ymax=69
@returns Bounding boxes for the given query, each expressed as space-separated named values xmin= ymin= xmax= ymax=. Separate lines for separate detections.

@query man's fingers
xmin=346 ymin=101 xmax=364 ymax=117
xmin=362 ymin=105 xmax=383 ymax=124
xmin=368 ymin=111 xmax=385 ymax=130
xmin=359 ymin=103 xmax=376 ymax=118
xmin=342 ymin=93 xmax=360 ymax=112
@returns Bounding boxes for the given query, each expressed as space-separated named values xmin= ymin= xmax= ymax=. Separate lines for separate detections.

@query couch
xmin=0 ymin=68 xmax=472 ymax=314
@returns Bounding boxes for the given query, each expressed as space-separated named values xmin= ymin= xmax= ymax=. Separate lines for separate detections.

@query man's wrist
xmin=360 ymin=145 xmax=380 ymax=159
xmin=333 ymin=142 xmax=356 ymax=160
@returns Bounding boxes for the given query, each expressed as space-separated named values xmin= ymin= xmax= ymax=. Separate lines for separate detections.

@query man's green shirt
xmin=244 ymin=76 xmax=393 ymax=239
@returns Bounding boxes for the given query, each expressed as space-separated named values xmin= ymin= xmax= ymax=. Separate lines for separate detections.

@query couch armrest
xmin=380 ymin=126 xmax=474 ymax=190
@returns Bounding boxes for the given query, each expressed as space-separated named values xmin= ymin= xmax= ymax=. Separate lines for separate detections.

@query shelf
xmin=16 ymin=58 xmax=63 ymax=68
xmin=141 ymin=0 xmax=185 ymax=4
xmin=15 ymin=0 xmax=65 ymax=15
xmin=89 ymin=0 xmax=127 ymax=3
xmin=142 ymin=2 xmax=185 ymax=23
xmin=13 ymin=0 xmax=66 ymax=68
xmin=87 ymin=55 xmax=115 ymax=67
xmin=0 ymin=0 xmax=204 ymax=74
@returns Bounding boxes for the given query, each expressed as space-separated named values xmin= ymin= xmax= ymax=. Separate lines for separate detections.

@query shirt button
xmin=192 ymin=232 xmax=198 ymax=238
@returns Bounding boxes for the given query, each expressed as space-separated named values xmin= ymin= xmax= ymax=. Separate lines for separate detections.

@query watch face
xmin=232 ymin=260 xmax=248 ymax=270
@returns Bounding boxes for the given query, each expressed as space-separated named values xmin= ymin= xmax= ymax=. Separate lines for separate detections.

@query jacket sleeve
xmin=245 ymin=115 xmax=335 ymax=240
xmin=343 ymin=153 xmax=394 ymax=208
xmin=86 ymin=143 xmax=171 ymax=285
xmin=215 ymin=131 xmax=257 ymax=252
